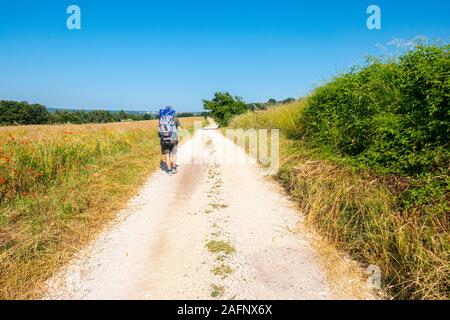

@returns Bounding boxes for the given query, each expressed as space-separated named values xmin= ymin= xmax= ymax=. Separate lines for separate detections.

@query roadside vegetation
xmin=246 ymin=97 xmax=296 ymax=111
xmin=202 ymin=92 xmax=296 ymax=126
xmin=0 ymin=118 xmax=201 ymax=299
xmin=229 ymin=44 xmax=449 ymax=299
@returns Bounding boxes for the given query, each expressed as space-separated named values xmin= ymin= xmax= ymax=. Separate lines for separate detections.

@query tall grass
xmin=229 ymin=45 xmax=449 ymax=299
xmin=230 ymin=102 xmax=304 ymax=138
xmin=0 ymin=118 xmax=201 ymax=299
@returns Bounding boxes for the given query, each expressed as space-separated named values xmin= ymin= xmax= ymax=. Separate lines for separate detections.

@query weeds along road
xmin=45 ymin=123 xmax=373 ymax=300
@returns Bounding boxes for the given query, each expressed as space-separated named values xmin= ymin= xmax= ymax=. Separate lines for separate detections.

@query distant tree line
xmin=48 ymin=109 xmax=156 ymax=124
xmin=176 ymin=112 xmax=210 ymax=118
xmin=246 ymin=97 xmax=296 ymax=111
xmin=0 ymin=100 xmax=50 ymax=125
xmin=154 ymin=112 xmax=210 ymax=119
xmin=0 ymin=101 xmax=206 ymax=126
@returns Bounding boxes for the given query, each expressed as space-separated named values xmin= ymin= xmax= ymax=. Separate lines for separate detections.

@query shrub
xmin=301 ymin=45 xmax=450 ymax=175
xmin=203 ymin=92 xmax=248 ymax=126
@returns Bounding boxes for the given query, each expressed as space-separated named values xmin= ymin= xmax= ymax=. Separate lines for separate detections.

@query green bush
xmin=301 ymin=45 xmax=449 ymax=175
xmin=0 ymin=101 xmax=50 ymax=125
xmin=203 ymin=92 xmax=248 ymax=126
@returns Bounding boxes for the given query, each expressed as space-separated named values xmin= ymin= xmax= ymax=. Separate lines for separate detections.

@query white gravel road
xmin=45 ymin=123 xmax=372 ymax=300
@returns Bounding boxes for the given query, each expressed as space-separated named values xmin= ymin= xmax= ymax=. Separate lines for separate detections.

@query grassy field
xmin=0 ymin=118 xmax=202 ymax=299
xmin=229 ymin=45 xmax=449 ymax=300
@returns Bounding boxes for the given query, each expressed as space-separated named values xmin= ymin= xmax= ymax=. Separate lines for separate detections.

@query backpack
xmin=159 ymin=107 xmax=177 ymax=146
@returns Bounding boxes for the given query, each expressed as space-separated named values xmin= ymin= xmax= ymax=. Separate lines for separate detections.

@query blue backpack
xmin=159 ymin=107 xmax=177 ymax=146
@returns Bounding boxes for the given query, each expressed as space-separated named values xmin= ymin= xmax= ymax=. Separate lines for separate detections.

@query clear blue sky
xmin=0 ymin=0 xmax=449 ymax=112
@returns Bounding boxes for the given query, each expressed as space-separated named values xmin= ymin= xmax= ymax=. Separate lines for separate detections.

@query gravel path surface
xmin=45 ymin=124 xmax=372 ymax=300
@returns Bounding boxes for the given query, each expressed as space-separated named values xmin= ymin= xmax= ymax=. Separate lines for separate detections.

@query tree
xmin=202 ymin=92 xmax=248 ymax=126
xmin=282 ymin=97 xmax=296 ymax=104
xmin=0 ymin=101 xmax=49 ymax=125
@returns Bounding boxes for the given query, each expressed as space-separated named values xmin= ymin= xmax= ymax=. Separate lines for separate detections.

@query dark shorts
xmin=161 ymin=141 xmax=178 ymax=155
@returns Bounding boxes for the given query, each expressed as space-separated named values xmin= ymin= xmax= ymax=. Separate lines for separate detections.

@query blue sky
xmin=0 ymin=1 xmax=449 ymax=112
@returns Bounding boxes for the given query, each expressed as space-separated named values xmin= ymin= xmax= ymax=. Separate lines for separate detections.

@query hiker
xmin=158 ymin=106 xmax=181 ymax=175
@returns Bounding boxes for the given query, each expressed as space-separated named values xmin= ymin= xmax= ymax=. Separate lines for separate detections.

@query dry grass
xmin=229 ymin=101 xmax=304 ymax=138
xmin=288 ymin=221 xmax=379 ymax=300
xmin=229 ymin=102 xmax=449 ymax=300
xmin=276 ymin=152 xmax=449 ymax=300
xmin=0 ymin=118 xmax=202 ymax=299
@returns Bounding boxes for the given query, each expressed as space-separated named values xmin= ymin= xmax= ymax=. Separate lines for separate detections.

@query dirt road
xmin=45 ymin=123 xmax=373 ymax=300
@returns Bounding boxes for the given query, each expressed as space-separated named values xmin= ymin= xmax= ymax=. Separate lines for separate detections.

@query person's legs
xmin=170 ymin=143 xmax=178 ymax=172
xmin=172 ymin=154 xmax=177 ymax=169
xmin=161 ymin=142 xmax=171 ymax=172
xmin=165 ymin=153 xmax=171 ymax=170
